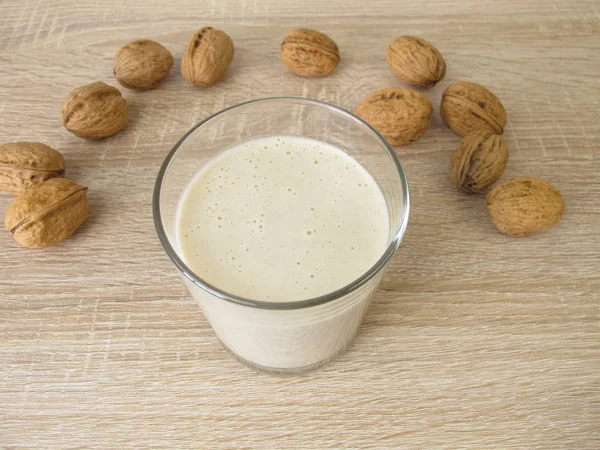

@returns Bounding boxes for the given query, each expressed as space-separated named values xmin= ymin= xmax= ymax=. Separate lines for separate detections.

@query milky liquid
xmin=176 ymin=136 xmax=390 ymax=302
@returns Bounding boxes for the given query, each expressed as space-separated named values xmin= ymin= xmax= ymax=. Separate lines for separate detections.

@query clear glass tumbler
xmin=153 ymin=97 xmax=409 ymax=374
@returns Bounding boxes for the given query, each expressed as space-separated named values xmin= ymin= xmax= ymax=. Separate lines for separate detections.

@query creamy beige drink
xmin=176 ymin=136 xmax=390 ymax=370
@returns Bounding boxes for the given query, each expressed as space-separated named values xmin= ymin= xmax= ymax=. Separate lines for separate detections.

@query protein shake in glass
xmin=154 ymin=98 xmax=409 ymax=373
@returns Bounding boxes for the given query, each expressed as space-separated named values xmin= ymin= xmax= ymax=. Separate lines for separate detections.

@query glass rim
xmin=153 ymin=96 xmax=410 ymax=310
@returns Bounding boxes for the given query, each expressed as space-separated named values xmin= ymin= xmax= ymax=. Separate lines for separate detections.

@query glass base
xmin=216 ymin=337 xmax=355 ymax=375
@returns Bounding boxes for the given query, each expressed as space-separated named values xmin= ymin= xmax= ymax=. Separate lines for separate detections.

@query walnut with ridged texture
xmin=61 ymin=82 xmax=129 ymax=139
xmin=5 ymin=178 xmax=89 ymax=248
xmin=449 ymin=131 xmax=508 ymax=193
xmin=386 ymin=36 xmax=446 ymax=88
xmin=0 ymin=142 xmax=65 ymax=194
xmin=281 ymin=28 xmax=340 ymax=77
xmin=113 ymin=39 xmax=173 ymax=90
xmin=486 ymin=177 xmax=565 ymax=236
xmin=441 ymin=81 xmax=507 ymax=136
xmin=356 ymin=88 xmax=433 ymax=146
xmin=181 ymin=27 xmax=234 ymax=87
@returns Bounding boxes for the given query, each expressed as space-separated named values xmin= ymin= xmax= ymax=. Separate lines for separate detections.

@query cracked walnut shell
xmin=281 ymin=28 xmax=340 ymax=77
xmin=5 ymin=178 xmax=89 ymax=248
xmin=113 ymin=39 xmax=173 ymax=90
xmin=386 ymin=36 xmax=446 ymax=88
xmin=181 ymin=27 xmax=234 ymax=87
xmin=449 ymin=131 xmax=508 ymax=193
xmin=356 ymin=88 xmax=433 ymax=146
xmin=61 ymin=82 xmax=129 ymax=139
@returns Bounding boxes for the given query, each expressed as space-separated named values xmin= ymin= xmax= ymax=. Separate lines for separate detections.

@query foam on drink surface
xmin=176 ymin=136 xmax=389 ymax=302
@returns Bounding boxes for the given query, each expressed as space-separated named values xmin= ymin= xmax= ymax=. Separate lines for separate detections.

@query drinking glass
xmin=153 ymin=97 xmax=409 ymax=374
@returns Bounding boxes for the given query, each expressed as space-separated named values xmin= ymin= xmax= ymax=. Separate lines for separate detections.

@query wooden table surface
xmin=1 ymin=0 xmax=599 ymax=448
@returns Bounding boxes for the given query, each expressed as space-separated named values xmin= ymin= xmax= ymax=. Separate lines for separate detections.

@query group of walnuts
xmin=297 ymin=29 xmax=563 ymax=238
xmin=1 ymin=27 xmax=564 ymax=249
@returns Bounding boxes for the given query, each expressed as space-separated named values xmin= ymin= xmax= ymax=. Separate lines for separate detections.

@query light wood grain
xmin=1 ymin=0 xmax=599 ymax=448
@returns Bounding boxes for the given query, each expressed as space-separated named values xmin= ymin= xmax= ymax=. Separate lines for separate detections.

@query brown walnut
xmin=281 ymin=28 xmax=340 ymax=77
xmin=5 ymin=178 xmax=89 ymax=248
xmin=181 ymin=27 xmax=234 ymax=86
xmin=61 ymin=81 xmax=129 ymax=139
xmin=0 ymin=142 xmax=65 ymax=194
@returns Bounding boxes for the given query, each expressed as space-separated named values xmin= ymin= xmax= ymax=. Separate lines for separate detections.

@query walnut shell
xmin=113 ymin=39 xmax=173 ymax=90
xmin=449 ymin=131 xmax=508 ymax=193
xmin=5 ymin=178 xmax=89 ymax=248
xmin=486 ymin=177 xmax=564 ymax=237
xmin=181 ymin=27 xmax=234 ymax=87
xmin=0 ymin=142 xmax=65 ymax=194
xmin=386 ymin=36 xmax=446 ymax=88
xmin=281 ymin=28 xmax=340 ymax=77
xmin=61 ymin=82 xmax=129 ymax=139
xmin=441 ymin=81 xmax=507 ymax=136
xmin=356 ymin=88 xmax=433 ymax=146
